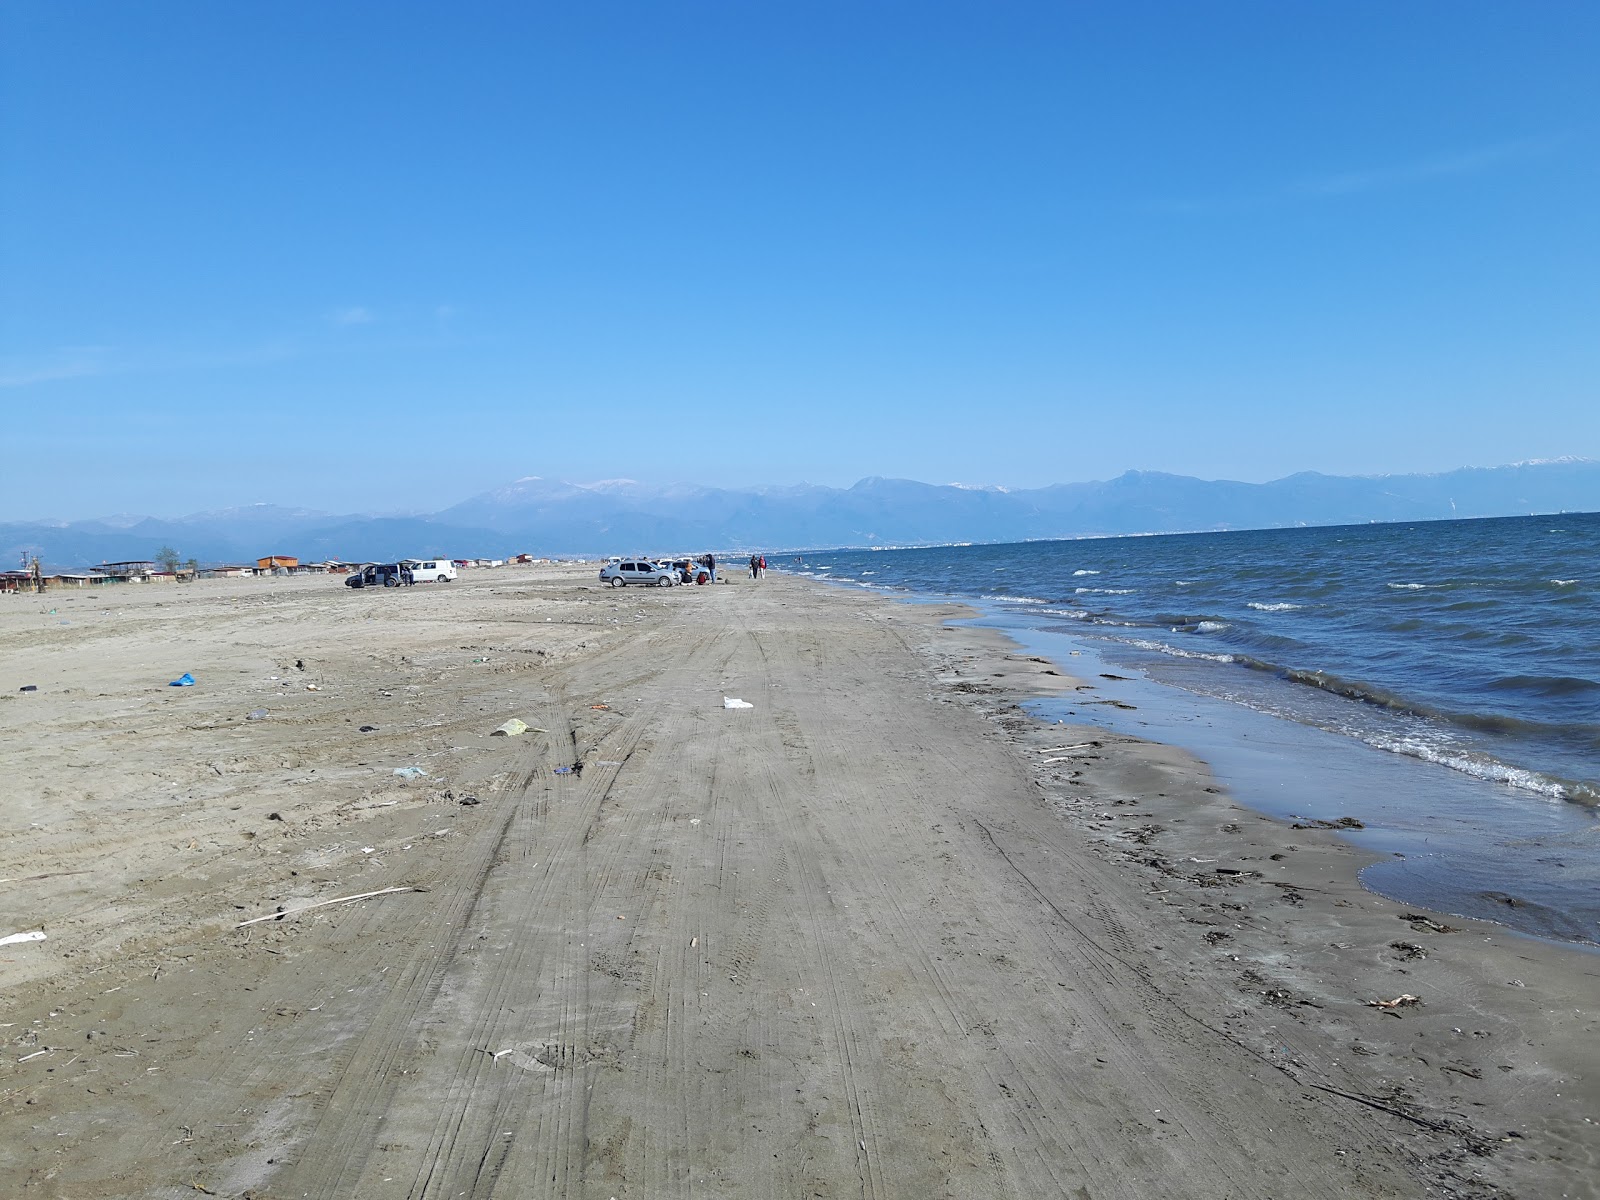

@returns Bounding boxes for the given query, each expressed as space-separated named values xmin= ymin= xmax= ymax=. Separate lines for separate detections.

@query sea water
xmin=786 ymin=512 xmax=1600 ymax=945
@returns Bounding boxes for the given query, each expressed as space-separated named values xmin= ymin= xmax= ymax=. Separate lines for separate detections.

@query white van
xmin=408 ymin=559 xmax=457 ymax=582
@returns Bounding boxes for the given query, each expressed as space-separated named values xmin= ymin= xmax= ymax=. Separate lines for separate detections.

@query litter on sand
xmin=18 ymin=685 xmax=37 ymax=693
xmin=393 ymin=766 xmax=428 ymax=780
xmin=0 ymin=931 xmax=47 ymax=946
xmin=246 ymin=708 xmax=269 ymax=721
xmin=491 ymin=719 xmax=530 ymax=737
xmin=1367 ymin=994 xmax=1422 ymax=1012
xmin=723 ymin=697 xmax=754 ymax=710
xmin=233 ymin=885 xmax=426 ymax=929
xmin=169 ymin=673 xmax=196 ymax=687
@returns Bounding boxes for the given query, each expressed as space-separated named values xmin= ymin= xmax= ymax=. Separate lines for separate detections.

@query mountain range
xmin=6 ymin=459 xmax=1599 ymax=570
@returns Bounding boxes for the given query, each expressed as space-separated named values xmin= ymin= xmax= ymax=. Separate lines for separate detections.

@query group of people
xmin=748 ymin=554 xmax=767 ymax=578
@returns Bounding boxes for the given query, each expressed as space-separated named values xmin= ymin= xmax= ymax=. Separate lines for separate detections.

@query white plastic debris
xmin=722 ymin=697 xmax=754 ymax=710
xmin=0 ymin=931 xmax=46 ymax=946
xmin=491 ymin=718 xmax=530 ymax=737
xmin=393 ymin=766 xmax=428 ymax=779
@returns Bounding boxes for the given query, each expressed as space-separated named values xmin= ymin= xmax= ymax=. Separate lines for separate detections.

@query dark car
xmin=345 ymin=563 xmax=403 ymax=588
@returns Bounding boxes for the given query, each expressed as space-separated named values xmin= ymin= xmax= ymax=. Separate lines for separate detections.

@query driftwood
xmin=234 ymin=885 xmax=426 ymax=929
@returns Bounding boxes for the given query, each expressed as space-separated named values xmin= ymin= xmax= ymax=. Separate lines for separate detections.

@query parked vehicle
xmin=346 ymin=563 xmax=403 ymax=588
xmin=598 ymin=559 xmax=677 ymax=587
xmin=406 ymin=559 xmax=456 ymax=582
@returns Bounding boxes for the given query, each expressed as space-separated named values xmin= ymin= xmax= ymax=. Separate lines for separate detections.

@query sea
xmin=783 ymin=511 xmax=1600 ymax=948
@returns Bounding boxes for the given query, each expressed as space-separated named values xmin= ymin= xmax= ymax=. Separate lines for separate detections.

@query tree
xmin=184 ymin=558 xmax=198 ymax=580
xmin=155 ymin=545 xmax=181 ymax=575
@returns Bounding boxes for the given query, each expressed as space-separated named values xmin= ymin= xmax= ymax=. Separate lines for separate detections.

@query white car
xmin=599 ymin=559 xmax=677 ymax=587
xmin=406 ymin=559 xmax=456 ymax=583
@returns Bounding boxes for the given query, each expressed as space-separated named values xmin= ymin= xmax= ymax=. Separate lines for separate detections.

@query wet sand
xmin=1 ymin=568 xmax=1596 ymax=1198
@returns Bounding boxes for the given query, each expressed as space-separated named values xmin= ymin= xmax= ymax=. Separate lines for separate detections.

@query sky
xmin=3 ymin=1 xmax=1597 ymax=520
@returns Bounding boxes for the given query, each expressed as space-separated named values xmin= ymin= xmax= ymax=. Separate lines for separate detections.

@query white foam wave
xmin=1126 ymin=637 xmax=1236 ymax=664
xmin=1551 ymin=578 xmax=1578 ymax=586
xmin=1075 ymin=587 xmax=1135 ymax=595
xmin=1039 ymin=608 xmax=1091 ymax=619
xmin=1387 ymin=582 xmax=1428 ymax=590
xmin=1195 ymin=621 xmax=1230 ymax=634
xmin=1358 ymin=733 xmax=1572 ymax=801
xmin=1005 ymin=596 xmax=1051 ymax=605
xmin=1247 ymin=602 xmax=1303 ymax=612
xmin=1175 ymin=580 xmax=1196 ymax=586
xmin=1073 ymin=569 xmax=1101 ymax=576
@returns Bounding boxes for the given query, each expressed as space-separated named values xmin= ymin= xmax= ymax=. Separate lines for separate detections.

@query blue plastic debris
xmin=169 ymin=673 xmax=195 ymax=687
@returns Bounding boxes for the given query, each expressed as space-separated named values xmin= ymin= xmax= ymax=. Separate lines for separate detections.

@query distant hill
xmin=5 ymin=459 xmax=1598 ymax=570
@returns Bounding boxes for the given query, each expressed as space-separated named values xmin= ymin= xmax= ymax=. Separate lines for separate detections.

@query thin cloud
xmin=0 ymin=341 xmax=299 ymax=389
xmin=0 ymin=346 xmax=113 ymax=389
xmin=329 ymin=306 xmax=376 ymax=326
xmin=1294 ymin=136 xmax=1562 ymax=198
xmin=1151 ymin=135 xmax=1563 ymax=214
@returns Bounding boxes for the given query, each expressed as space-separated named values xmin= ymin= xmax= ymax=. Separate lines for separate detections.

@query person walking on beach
xmin=749 ymin=554 xmax=759 ymax=579
xmin=759 ymin=555 xmax=766 ymax=578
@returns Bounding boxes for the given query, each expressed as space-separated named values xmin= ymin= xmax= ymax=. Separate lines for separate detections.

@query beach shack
xmin=99 ymin=560 xmax=158 ymax=583
xmin=256 ymin=555 xmax=299 ymax=573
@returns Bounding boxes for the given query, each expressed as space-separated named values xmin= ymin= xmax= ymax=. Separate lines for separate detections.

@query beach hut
xmin=99 ymin=560 xmax=157 ymax=582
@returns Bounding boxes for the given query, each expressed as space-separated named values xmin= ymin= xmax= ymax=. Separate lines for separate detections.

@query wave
xmin=1073 ymin=569 xmax=1101 ymax=576
xmin=1247 ymin=602 xmax=1303 ymax=612
xmin=1484 ymin=674 xmax=1600 ymax=698
xmin=1125 ymin=637 xmax=1237 ymax=664
xmin=1210 ymin=659 xmax=1600 ymax=748
xmin=1387 ymin=582 xmax=1429 ymax=590
xmin=1353 ymin=732 xmax=1597 ymax=805
xmin=1551 ymin=578 xmax=1579 ymax=586
xmin=1075 ymin=587 xmax=1135 ymax=594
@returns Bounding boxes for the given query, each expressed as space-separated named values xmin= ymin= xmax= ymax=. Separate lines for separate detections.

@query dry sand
xmin=1 ymin=567 xmax=1596 ymax=1199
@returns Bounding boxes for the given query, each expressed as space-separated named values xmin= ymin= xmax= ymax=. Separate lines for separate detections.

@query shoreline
xmin=1 ymin=568 xmax=1596 ymax=1197
xmin=791 ymin=575 xmax=1600 ymax=1193
xmin=801 ymin=568 xmax=1600 ymax=951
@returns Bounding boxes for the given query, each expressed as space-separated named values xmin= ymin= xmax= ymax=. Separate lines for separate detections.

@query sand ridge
xmin=0 ymin=567 xmax=1595 ymax=1198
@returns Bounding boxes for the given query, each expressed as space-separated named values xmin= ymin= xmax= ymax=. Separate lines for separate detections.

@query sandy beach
xmin=1 ymin=566 xmax=1596 ymax=1199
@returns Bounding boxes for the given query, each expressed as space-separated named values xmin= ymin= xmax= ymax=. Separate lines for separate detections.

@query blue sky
xmin=4 ymin=1 xmax=1597 ymax=520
